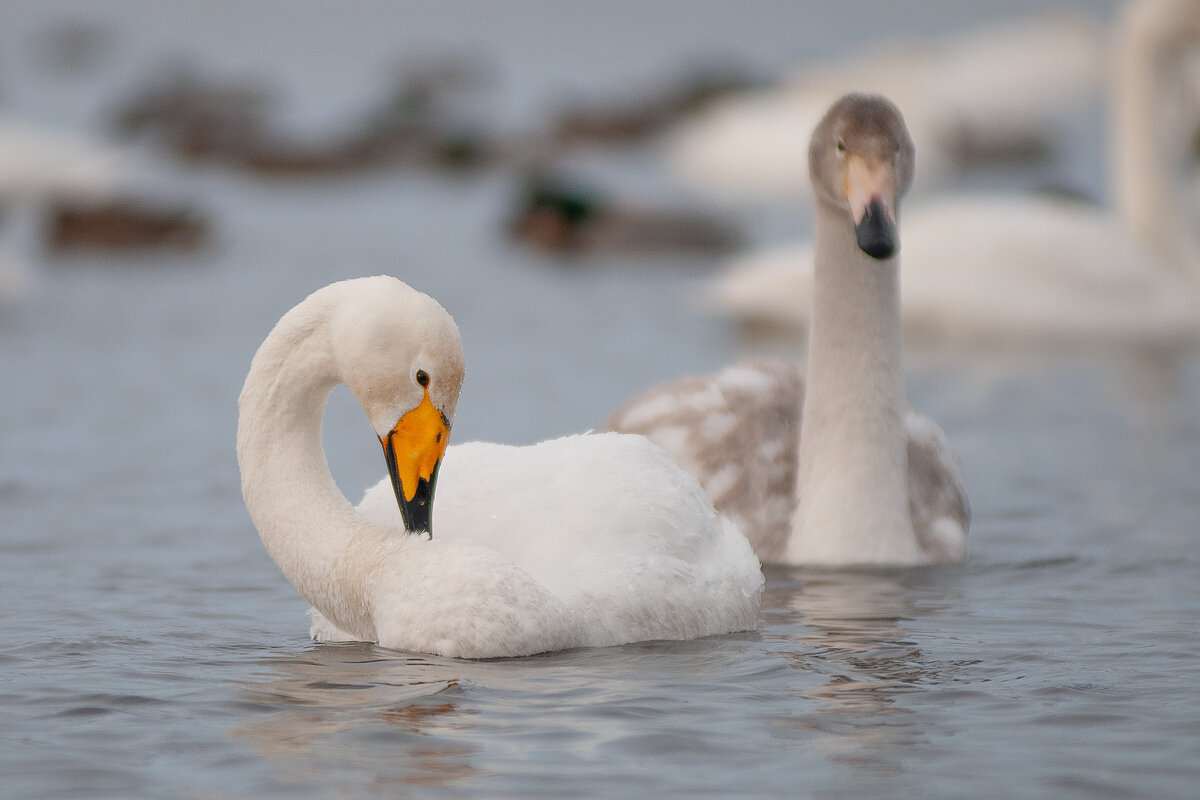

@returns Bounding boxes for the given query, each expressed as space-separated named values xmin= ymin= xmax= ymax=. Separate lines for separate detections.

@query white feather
xmin=238 ymin=277 xmax=762 ymax=659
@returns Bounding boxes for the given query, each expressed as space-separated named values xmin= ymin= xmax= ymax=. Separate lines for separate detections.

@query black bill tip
xmin=854 ymin=197 xmax=897 ymax=260
xmin=397 ymin=472 xmax=436 ymax=539
xmin=383 ymin=435 xmax=439 ymax=539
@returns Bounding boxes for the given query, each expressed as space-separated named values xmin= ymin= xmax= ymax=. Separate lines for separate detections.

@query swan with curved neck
xmin=609 ymin=94 xmax=968 ymax=566
xmin=237 ymin=276 xmax=762 ymax=658
xmin=709 ymin=0 xmax=1200 ymax=344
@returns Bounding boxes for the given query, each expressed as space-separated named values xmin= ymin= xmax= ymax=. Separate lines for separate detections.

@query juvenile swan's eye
xmin=415 ymin=369 xmax=430 ymax=387
xmin=835 ymin=139 xmax=846 ymax=154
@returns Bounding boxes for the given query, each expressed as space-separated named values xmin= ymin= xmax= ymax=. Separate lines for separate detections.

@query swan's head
xmin=329 ymin=276 xmax=465 ymax=537
xmin=808 ymin=93 xmax=914 ymax=260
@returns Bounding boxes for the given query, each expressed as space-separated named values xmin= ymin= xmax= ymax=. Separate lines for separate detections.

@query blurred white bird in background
xmin=705 ymin=0 xmax=1200 ymax=347
xmin=0 ymin=111 xmax=129 ymax=301
xmin=665 ymin=11 xmax=1104 ymax=203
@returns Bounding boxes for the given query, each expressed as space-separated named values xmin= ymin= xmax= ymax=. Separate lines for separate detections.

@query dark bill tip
xmin=397 ymin=473 xmax=435 ymax=539
xmin=383 ymin=436 xmax=439 ymax=539
xmin=854 ymin=197 xmax=897 ymax=260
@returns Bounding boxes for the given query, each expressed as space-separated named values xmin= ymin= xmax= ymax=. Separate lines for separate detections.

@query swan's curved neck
xmin=236 ymin=295 xmax=378 ymax=637
xmin=1112 ymin=0 xmax=1200 ymax=280
xmin=789 ymin=200 xmax=917 ymax=564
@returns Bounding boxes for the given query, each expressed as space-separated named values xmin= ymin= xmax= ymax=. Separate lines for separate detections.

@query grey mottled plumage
xmin=606 ymin=358 xmax=969 ymax=564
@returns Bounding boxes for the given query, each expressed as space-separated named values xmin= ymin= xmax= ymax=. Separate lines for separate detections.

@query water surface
xmin=4 ymin=1 xmax=1200 ymax=798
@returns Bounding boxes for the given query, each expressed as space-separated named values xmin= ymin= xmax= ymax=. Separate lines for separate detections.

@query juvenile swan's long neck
xmin=236 ymin=293 xmax=376 ymax=637
xmin=789 ymin=199 xmax=918 ymax=565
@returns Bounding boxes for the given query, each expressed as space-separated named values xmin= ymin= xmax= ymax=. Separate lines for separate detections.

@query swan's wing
xmin=606 ymin=358 xmax=802 ymax=563
xmin=905 ymin=410 xmax=970 ymax=562
xmin=359 ymin=434 xmax=763 ymax=649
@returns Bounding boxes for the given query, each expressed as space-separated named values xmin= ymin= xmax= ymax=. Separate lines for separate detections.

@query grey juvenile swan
xmin=609 ymin=94 xmax=969 ymax=566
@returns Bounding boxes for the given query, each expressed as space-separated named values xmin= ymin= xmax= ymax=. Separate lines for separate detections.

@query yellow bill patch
xmin=384 ymin=390 xmax=451 ymax=502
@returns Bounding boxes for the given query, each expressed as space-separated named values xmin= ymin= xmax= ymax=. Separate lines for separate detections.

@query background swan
xmin=0 ymin=111 xmax=130 ymax=302
xmin=610 ymin=94 xmax=968 ymax=567
xmin=707 ymin=0 xmax=1200 ymax=346
xmin=237 ymin=276 xmax=762 ymax=659
xmin=665 ymin=11 xmax=1103 ymax=202
xmin=0 ymin=111 xmax=124 ymax=202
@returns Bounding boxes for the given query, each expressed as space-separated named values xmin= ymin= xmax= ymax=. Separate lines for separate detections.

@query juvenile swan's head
xmin=808 ymin=93 xmax=915 ymax=260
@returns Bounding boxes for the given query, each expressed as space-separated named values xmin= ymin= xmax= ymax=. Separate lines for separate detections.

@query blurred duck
xmin=708 ymin=0 xmax=1200 ymax=346
xmin=609 ymin=95 xmax=969 ymax=567
xmin=113 ymin=60 xmax=499 ymax=175
xmin=45 ymin=198 xmax=211 ymax=252
xmin=507 ymin=172 xmax=743 ymax=255
xmin=666 ymin=11 xmax=1103 ymax=202
xmin=237 ymin=276 xmax=763 ymax=659
xmin=549 ymin=62 xmax=766 ymax=145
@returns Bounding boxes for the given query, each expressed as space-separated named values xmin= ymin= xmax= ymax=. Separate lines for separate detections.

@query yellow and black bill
xmin=380 ymin=392 xmax=451 ymax=537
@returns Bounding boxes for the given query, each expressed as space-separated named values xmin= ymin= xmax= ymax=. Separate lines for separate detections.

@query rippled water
xmin=4 ymin=1 xmax=1200 ymax=798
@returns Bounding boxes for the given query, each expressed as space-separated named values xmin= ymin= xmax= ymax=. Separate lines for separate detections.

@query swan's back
xmin=357 ymin=432 xmax=763 ymax=650
xmin=606 ymin=360 xmax=969 ymax=565
xmin=898 ymin=195 xmax=1200 ymax=343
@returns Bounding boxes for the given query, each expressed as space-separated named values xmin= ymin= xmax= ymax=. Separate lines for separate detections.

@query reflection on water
xmin=231 ymin=646 xmax=478 ymax=790
xmin=763 ymin=567 xmax=967 ymax=783
xmin=226 ymin=635 xmax=823 ymax=797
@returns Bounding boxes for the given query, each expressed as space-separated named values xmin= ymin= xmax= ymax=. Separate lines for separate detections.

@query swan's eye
xmin=415 ymin=369 xmax=430 ymax=388
xmin=835 ymin=139 xmax=846 ymax=154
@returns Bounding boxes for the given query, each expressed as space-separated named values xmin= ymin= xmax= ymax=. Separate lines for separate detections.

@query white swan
xmin=666 ymin=11 xmax=1103 ymax=202
xmin=0 ymin=111 xmax=123 ymax=202
xmin=0 ymin=111 xmax=129 ymax=303
xmin=708 ymin=0 xmax=1200 ymax=346
xmin=610 ymin=94 xmax=969 ymax=567
xmin=236 ymin=276 xmax=763 ymax=659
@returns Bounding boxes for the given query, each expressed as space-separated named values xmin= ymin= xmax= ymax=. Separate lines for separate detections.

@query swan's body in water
xmin=707 ymin=0 xmax=1200 ymax=345
xmin=237 ymin=276 xmax=762 ymax=659
xmin=610 ymin=94 xmax=968 ymax=567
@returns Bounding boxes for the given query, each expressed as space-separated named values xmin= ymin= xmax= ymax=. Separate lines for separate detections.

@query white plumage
xmin=237 ymin=276 xmax=762 ymax=659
